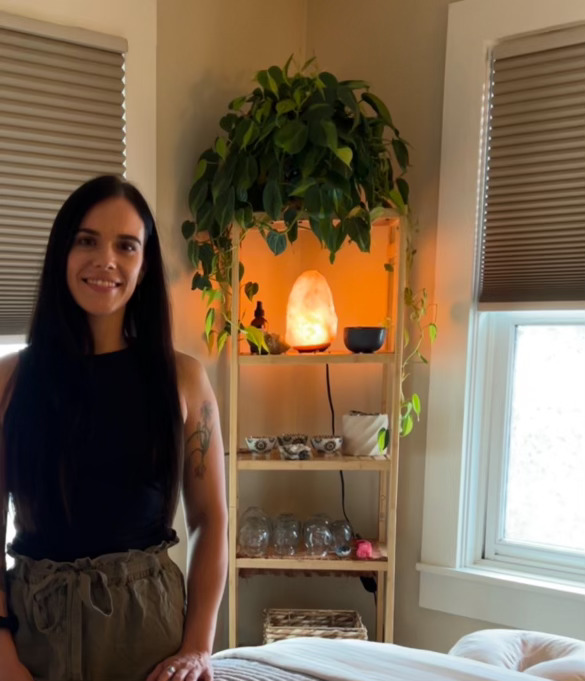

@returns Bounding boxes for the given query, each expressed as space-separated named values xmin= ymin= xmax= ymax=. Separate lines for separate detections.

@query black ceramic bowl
xmin=343 ymin=326 xmax=387 ymax=353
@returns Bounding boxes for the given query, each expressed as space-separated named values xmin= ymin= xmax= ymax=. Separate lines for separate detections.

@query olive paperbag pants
xmin=7 ymin=541 xmax=185 ymax=681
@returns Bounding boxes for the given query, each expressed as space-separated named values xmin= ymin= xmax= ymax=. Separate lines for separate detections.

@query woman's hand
xmin=146 ymin=649 xmax=213 ymax=681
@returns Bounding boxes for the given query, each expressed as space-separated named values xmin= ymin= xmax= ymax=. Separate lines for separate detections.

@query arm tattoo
xmin=185 ymin=401 xmax=213 ymax=479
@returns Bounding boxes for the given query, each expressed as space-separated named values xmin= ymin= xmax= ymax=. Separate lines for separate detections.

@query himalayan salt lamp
xmin=285 ymin=270 xmax=338 ymax=352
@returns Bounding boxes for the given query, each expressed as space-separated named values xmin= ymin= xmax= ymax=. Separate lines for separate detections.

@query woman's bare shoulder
xmin=174 ymin=350 xmax=205 ymax=386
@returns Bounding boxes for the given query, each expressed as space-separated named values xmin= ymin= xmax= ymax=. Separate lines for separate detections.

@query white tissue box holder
xmin=342 ymin=411 xmax=389 ymax=457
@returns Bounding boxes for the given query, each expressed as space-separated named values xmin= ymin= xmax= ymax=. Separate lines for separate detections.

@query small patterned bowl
xmin=278 ymin=443 xmax=312 ymax=460
xmin=245 ymin=436 xmax=277 ymax=453
xmin=277 ymin=433 xmax=308 ymax=446
xmin=310 ymin=435 xmax=343 ymax=454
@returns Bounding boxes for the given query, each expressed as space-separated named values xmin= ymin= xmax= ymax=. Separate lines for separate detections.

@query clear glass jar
xmin=303 ymin=516 xmax=333 ymax=557
xmin=273 ymin=513 xmax=301 ymax=556
xmin=238 ymin=506 xmax=271 ymax=557
xmin=330 ymin=519 xmax=353 ymax=557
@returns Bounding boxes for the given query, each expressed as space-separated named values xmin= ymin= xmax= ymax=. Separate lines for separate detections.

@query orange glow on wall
xmin=285 ymin=270 xmax=338 ymax=352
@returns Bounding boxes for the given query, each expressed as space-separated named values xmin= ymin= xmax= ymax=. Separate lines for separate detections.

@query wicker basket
xmin=263 ymin=608 xmax=368 ymax=643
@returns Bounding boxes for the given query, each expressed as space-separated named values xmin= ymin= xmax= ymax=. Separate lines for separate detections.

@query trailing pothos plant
xmin=181 ymin=56 xmax=435 ymax=435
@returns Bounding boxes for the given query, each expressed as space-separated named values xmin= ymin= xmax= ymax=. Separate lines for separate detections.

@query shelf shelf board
xmin=237 ymin=450 xmax=391 ymax=471
xmin=236 ymin=541 xmax=388 ymax=572
xmin=239 ymin=350 xmax=394 ymax=366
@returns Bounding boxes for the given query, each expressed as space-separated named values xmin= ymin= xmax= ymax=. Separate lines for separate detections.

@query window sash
xmin=477 ymin=311 xmax=585 ymax=578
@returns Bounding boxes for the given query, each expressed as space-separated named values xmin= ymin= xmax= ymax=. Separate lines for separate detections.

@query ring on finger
xmin=167 ymin=665 xmax=177 ymax=675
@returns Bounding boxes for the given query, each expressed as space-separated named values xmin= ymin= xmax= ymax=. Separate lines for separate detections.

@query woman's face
xmin=66 ymin=197 xmax=146 ymax=320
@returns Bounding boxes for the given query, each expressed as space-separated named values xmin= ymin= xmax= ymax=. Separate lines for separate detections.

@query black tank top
xmin=10 ymin=346 xmax=176 ymax=562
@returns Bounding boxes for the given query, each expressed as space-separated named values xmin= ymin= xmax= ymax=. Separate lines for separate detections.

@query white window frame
xmin=475 ymin=310 xmax=585 ymax=578
xmin=418 ymin=0 xmax=585 ymax=639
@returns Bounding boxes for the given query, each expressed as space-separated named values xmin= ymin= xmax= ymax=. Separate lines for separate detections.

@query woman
xmin=0 ymin=175 xmax=227 ymax=681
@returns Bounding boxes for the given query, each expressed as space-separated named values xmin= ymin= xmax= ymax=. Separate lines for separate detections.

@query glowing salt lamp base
xmin=294 ymin=342 xmax=331 ymax=353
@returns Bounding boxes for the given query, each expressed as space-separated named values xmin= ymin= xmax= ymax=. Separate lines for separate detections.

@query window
xmin=476 ymin=312 xmax=585 ymax=578
xmin=0 ymin=16 xmax=127 ymax=335
xmin=1 ymin=339 xmax=25 ymax=568
xmin=420 ymin=0 xmax=585 ymax=639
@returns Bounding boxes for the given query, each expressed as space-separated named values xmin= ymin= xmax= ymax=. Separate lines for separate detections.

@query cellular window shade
xmin=0 ymin=25 xmax=126 ymax=334
xmin=479 ymin=26 xmax=585 ymax=303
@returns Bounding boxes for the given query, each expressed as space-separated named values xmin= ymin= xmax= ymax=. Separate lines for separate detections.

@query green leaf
xmin=401 ymin=414 xmax=414 ymax=437
xmin=214 ymin=186 xmax=235 ymax=230
xmin=304 ymin=184 xmax=322 ymax=214
xmin=205 ymin=307 xmax=215 ymax=339
xmin=194 ymin=159 xmax=207 ymax=182
xmin=274 ymin=120 xmax=309 ymax=154
xmin=290 ymin=178 xmax=316 ymax=197
xmin=220 ymin=113 xmax=238 ymax=133
xmin=362 ymin=92 xmax=394 ymax=128
xmin=187 ymin=239 xmax=199 ymax=267
xmin=191 ymin=272 xmax=211 ymax=291
xmin=392 ymin=139 xmax=410 ymax=171
xmin=340 ymin=79 xmax=369 ymax=90
xmin=242 ymin=121 xmax=258 ymax=148
xmin=301 ymin=56 xmax=317 ymax=71
xmin=412 ymin=393 xmax=421 ymax=417
xmin=337 ymin=86 xmax=360 ymax=125
xmin=429 ymin=323 xmax=438 ymax=343
xmin=377 ymin=427 xmax=390 ymax=452
xmin=369 ymin=206 xmax=386 ymax=224
xmin=244 ymin=281 xmax=259 ymax=301
xmin=344 ymin=214 xmax=371 ymax=252
xmin=199 ymin=242 xmax=214 ymax=276
xmin=244 ymin=324 xmax=269 ymax=354
xmin=268 ymin=65 xmax=284 ymax=86
xmin=181 ymin=220 xmax=195 ymax=240
xmin=276 ymin=99 xmax=296 ymax=115
xmin=263 ymin=179 xmax=282 ymax=220
xmin=266 ymin=230 xmax=287 ymax=255
xmin=217 ymin=328 xmax=229 ymax=354
xmin=283 ymin=54 xmax=294 ymax=80
xmin=396 ymin=177 xmax=410 ymax=205
xmin=302 ymin=103 xmax=334 ymax=121
xmin=229 ymin=95 xmax=247 ymax=111
xmin=319 ymin=71 xmax=338 ymax=88
xmin=334 ymin=146 xmax=353 ymax=167
xmin=196 ymin=201 xmax=215 ymax=234
xmin=256 ymin=69 xmax=278 ymax=94
xmin=321 ymin=120 xmax=338 ymax=150
xmin=189 ymin=180 xmax=208 ymax=216
xmin=388 ymin=187 xmax=406 ymax=214
xmin=215 ymin=137 xmax=227 ymax=160
xmin=239 ymin=261 xmax=245 ymax=282
xmin=284 ymin=207 xmax=298 ymax=243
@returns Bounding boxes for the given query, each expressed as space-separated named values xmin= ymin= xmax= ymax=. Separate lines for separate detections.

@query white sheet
xmin=213 ymin=637 xmax=549 ymax=681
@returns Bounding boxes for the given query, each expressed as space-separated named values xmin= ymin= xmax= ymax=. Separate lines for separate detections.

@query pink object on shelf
xmin=355 ymin=539 xmax=373 ymax=559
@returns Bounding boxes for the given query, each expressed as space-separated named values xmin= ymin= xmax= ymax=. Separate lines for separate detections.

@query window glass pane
xmin=1 ymin=342 xmax=26 ymax=568
xmin=505 ymin=325 xmax=585 ymax=553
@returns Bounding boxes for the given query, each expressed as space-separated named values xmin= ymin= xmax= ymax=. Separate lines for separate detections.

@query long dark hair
xmin=4 ymin=175 xmax=183 ymax=531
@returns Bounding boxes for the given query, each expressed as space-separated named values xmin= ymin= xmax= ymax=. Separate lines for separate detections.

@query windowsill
xmin=417 ymin=562 xmax=585 ymax=639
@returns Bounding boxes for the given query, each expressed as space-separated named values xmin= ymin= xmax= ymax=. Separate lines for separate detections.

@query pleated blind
xmin=0 ymin=24 xmax=126 ymax=334
xmin=478 ymin=25 xmax=585 ymax=303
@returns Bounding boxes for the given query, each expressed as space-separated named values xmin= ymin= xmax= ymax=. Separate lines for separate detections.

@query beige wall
xmin=0 ymin=0 xmax=157 ymax=205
